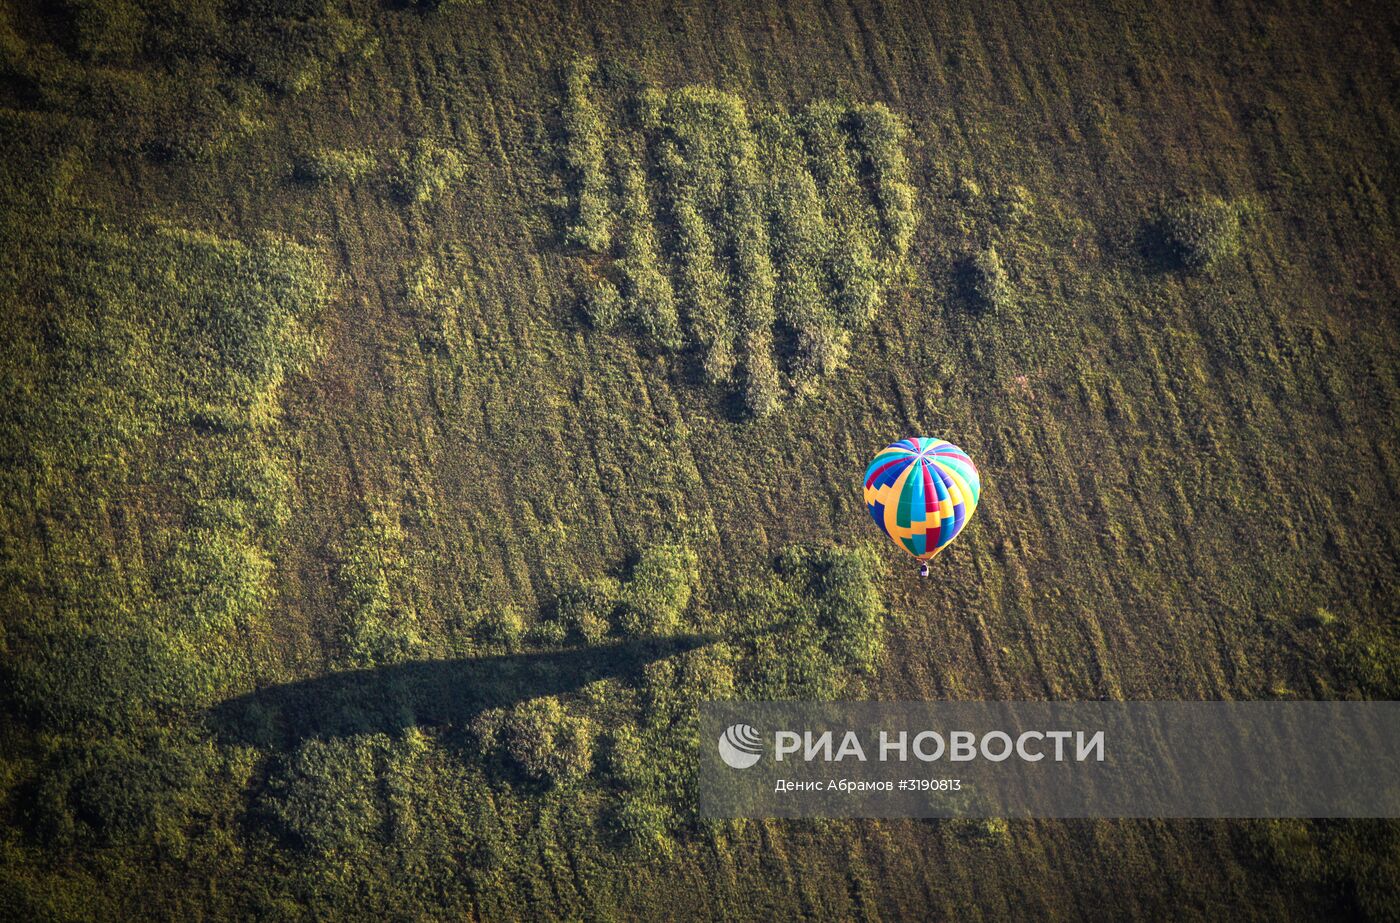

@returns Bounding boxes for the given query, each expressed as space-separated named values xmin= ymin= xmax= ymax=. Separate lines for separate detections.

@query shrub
xmin=606 ymin=724 xmax=649 ymax=787
xmin=527 ymin=617 xmax=569 ymax=646
xmin=1331 ymin=623 xmax=1400 ymax=699
xmin=680 ymin=643 xmax=737 ymax=700
xmin=833 ymin=242 xmax=884 ymax=323
xmin=793 ymin=321 xmax=849 ymax=383
xmin=995 ymin=184 xmax=1034 ymax=227
xmin=503 ymin=697 xmax=596 ymax=785
xmin=956 ymin=817 xmax=1010 ymax=843
xmin=611 ymin=795 xmax=673 ymax=855
xmin=744 ymin=544 xmax=888 ymax=696
xmin=1161 ymin=195 xmax=1243 ymax=270
xmin=580 ymin=276 xmax=623 ymax=330
xmin=618 ymin=254 xmax=681 ymax=349
xmin=554 ymin=577 xmax=619 ymax=642
xmin=262 ymin=736 xmax=385 ymax=856
xmin=729 ymin=180 xmax=781 ymax=419
xmin=797 ymin=99 xmax=857 ymax=188
xmin=572 ymin=193 xmax=613 ymax=253
xmin=68 ymin=758 xmax=153 ymax=846
xmin=756 ymin=113 xmax=846 ymax=385
xmin=728 ymin=185 xmax=779 ymax=417
xmin=485 ymin=605 xmax=525 ymax=647
xmin=38 ymin=739 xmax=204 ymax=848
xmin=394 ymin=139 xmax=465 ymax=205
xmin=812 ymin=545 xmax=886 ymax=674
xmin=1312 ymin=606 xmax=1337 ymax=628
xmin=295 ymin=147 xmax=377 ymax=184
xmin=645 ymin=87 xmax=749 ymax=206
xmin=966 ymin=245 xmax=1011 ymax=313
xmin=619 ymin=543 xmax=698 ymax=636
xmin=955 ymin=176 xmax=982 ymax=203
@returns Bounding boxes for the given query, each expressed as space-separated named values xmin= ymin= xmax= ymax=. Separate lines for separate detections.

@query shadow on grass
xmin=952 ymin=254 xmax=991 ymax=314
xmin=207 ymin=635 xmax=715 ymax=749
xmin=1134 ymin=218 xmax=1187 ymax=274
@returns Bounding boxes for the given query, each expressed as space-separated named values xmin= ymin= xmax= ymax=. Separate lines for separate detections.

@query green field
xmin=2 ymin=0 xmax=1398 ymax=918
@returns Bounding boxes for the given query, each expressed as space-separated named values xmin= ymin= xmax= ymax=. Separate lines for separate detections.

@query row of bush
xmin=562 ymin=57 xmax=613 ymax=252
xmin=947 ymin=189 xmax=1245 ymax=317
xmin=615 ymin=163 xmax=683 ymax=349
xmin=642 ymin=87 xmax=786 ymax=415
xmin=536 ymin=543 xmax=700 ymax=646
xmin=1 ymin=197 xmax=332 ymax=866
xmin=0 ymin=0 xmax=376 ymax=159
xmin=0 ymin=184 xmax=323 ymax=673
xmin=756 ymin=113 xmax=847 ymax=385
xmin=468 ymin=540 xmax=885 ymax=854
xmin=335 ymin=508 xmax=424 ymax=668
xmin=564 ymin=79 xmax=920 ymax=417
xmin=850 ymin=103 xmax=919 ymax=267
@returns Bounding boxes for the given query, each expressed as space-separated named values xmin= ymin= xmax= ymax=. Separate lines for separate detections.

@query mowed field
xmin=1 ymin=0 xmax=1398 ymax=919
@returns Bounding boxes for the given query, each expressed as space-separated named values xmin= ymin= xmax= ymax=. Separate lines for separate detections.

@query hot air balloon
xmin=863 ymin=438 xmax=981 ymax=576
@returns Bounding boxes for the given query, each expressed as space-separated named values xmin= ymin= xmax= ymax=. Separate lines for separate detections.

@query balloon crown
xmin=862 ymin=437 xmax=981 ymax=564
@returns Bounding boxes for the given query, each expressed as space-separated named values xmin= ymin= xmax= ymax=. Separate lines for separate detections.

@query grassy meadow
xmin=1 ymin=0 xmax=1398 ymax=918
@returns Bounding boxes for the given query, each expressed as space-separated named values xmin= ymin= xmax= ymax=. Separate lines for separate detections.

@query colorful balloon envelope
xmin=863 ymin=438 xmax=981 ymax=561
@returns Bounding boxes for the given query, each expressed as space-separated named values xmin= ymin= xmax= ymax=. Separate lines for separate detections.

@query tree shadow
xmin=1134 ymin=217 xmax=1186 ymax=275
xmin=207 ymin=635 xmax=715 ymax=750
xmin=952 ymin=254 xmax=990 ymax=314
